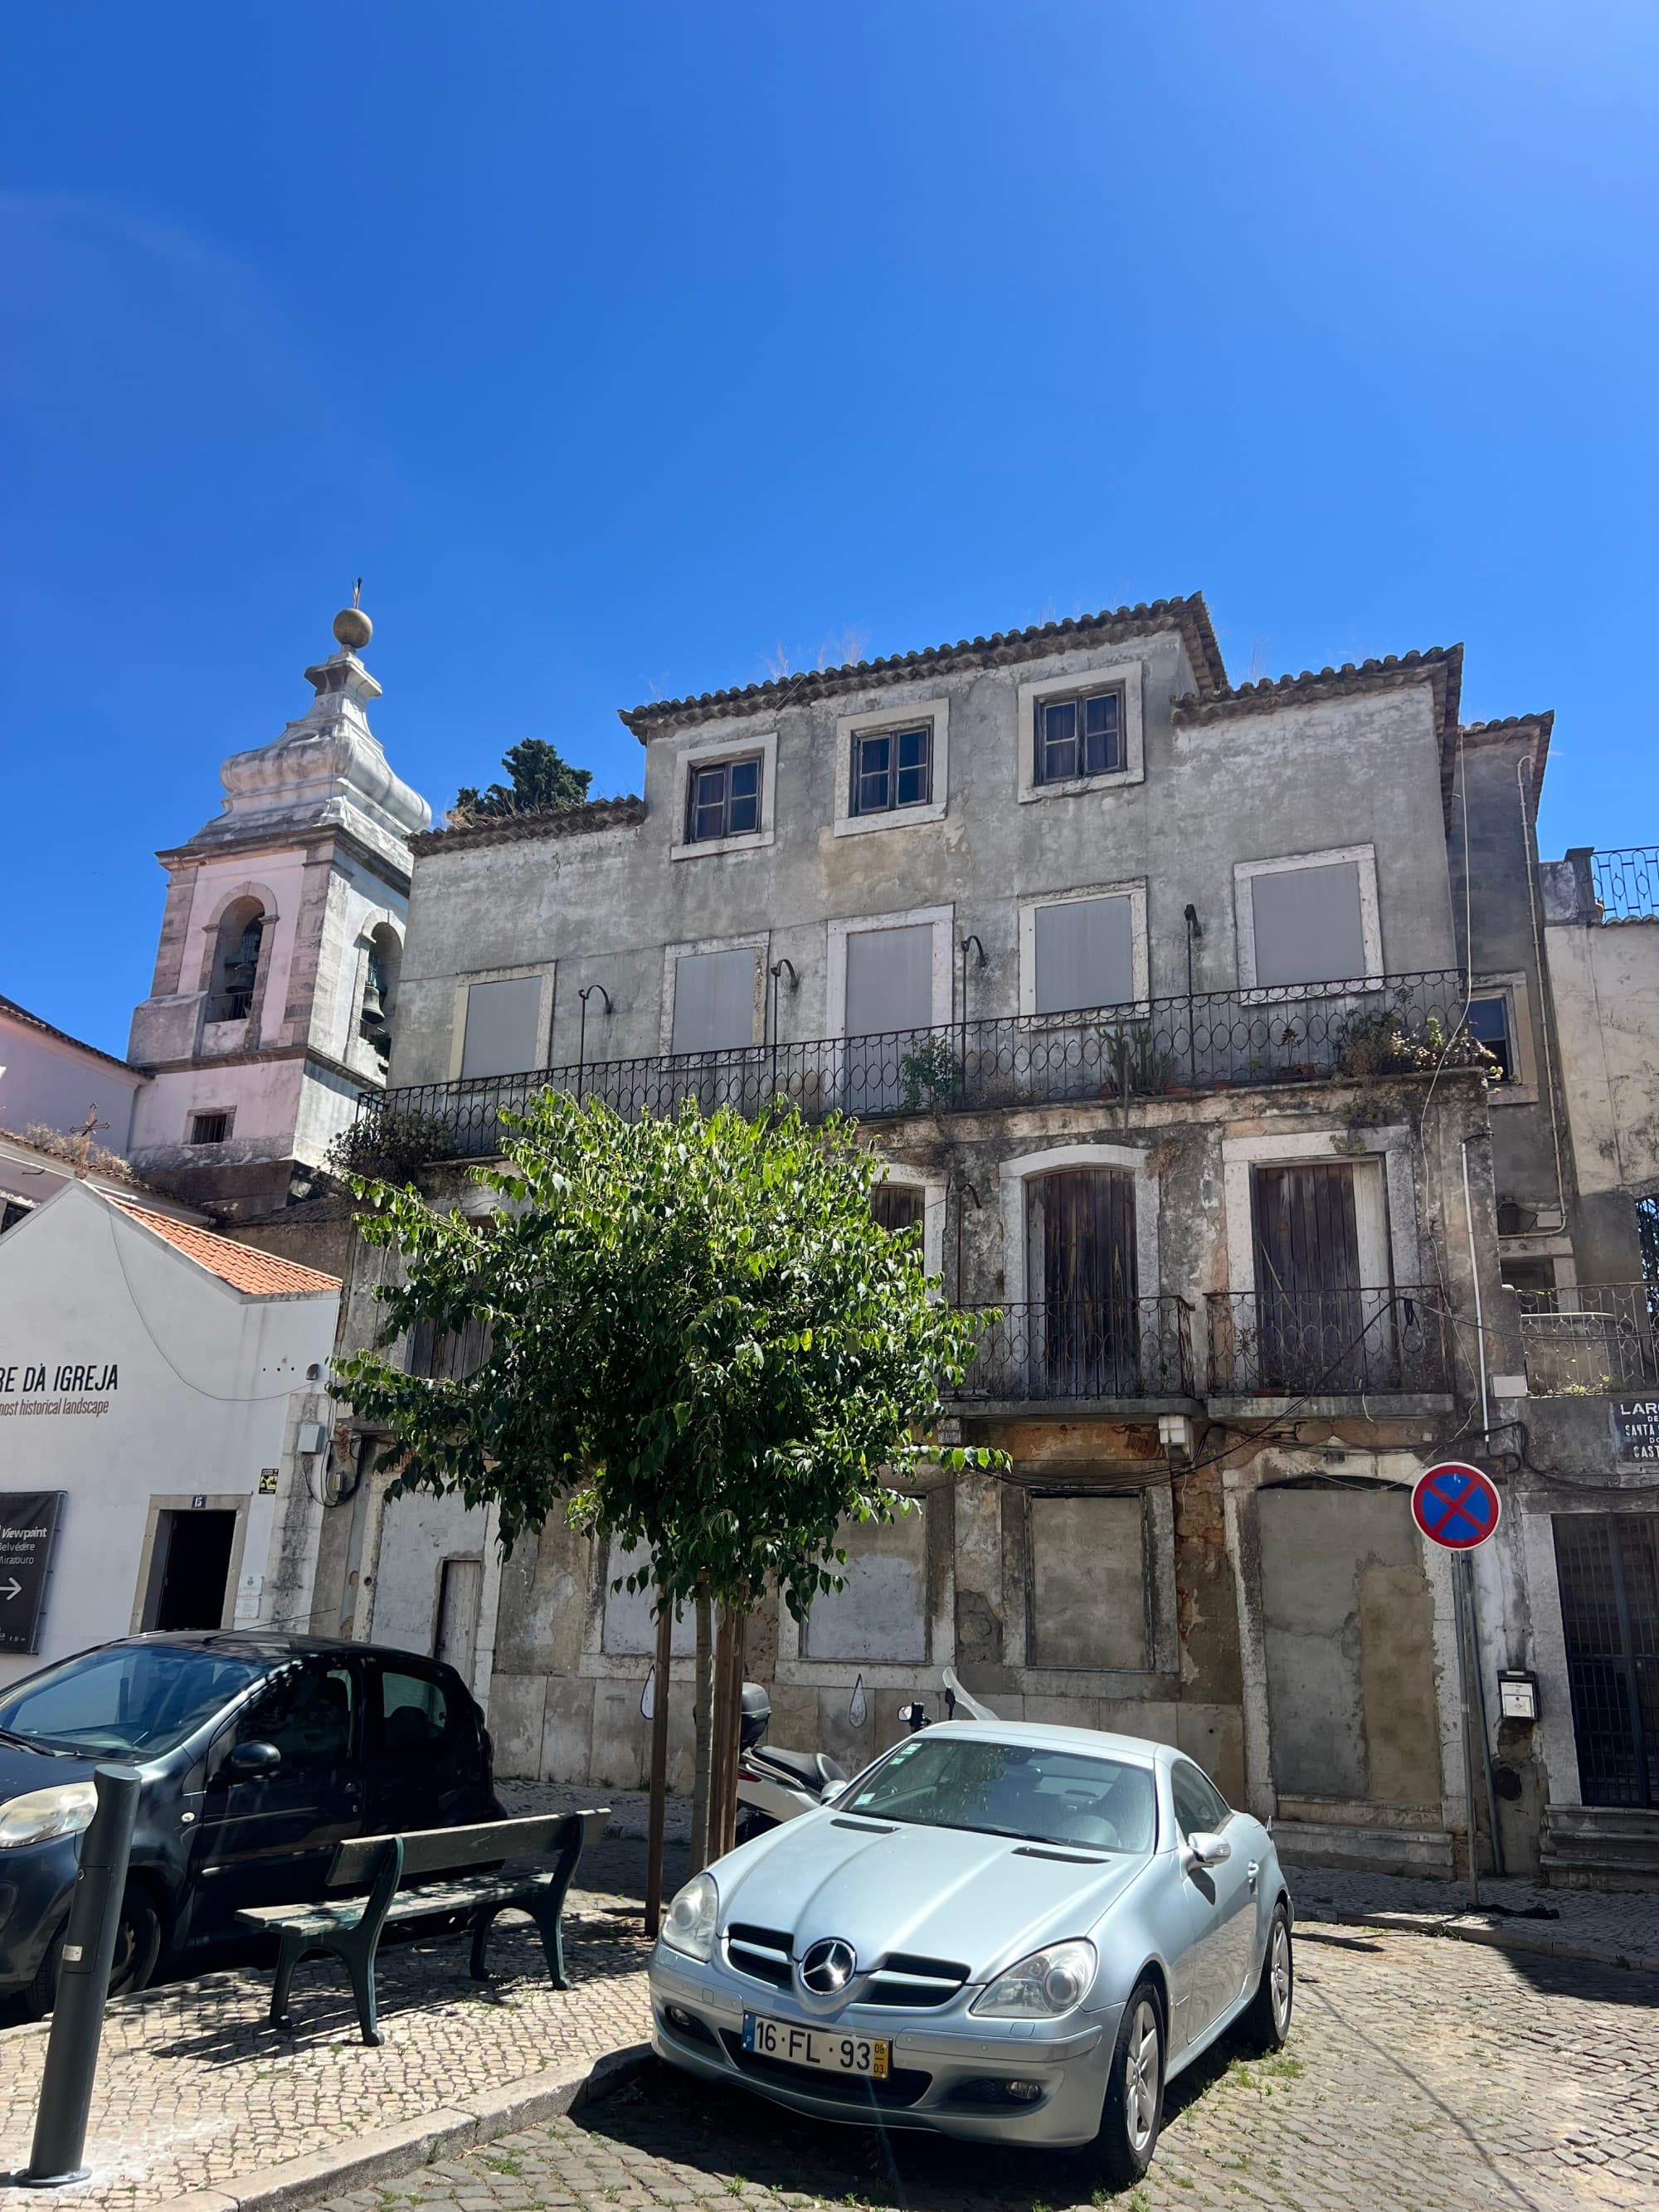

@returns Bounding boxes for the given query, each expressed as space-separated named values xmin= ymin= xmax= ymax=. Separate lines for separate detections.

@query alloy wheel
xmin=1270 ymin=1919 xmax=1292 ymax=2035
xmin=1124 ymin=1996 xmax=1160 ymax=2152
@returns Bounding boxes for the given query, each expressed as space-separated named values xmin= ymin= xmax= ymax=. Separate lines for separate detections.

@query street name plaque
xmin=0 ymin=1491 xmax=66 ymax=1654
xmin=1610 ymin=1399 xmax=1659 ymax=1465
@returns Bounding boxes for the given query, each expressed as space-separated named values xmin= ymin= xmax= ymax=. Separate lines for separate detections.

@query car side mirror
xmin=1185 ymin=1830 xmax=1231 ymax=1870
xmin=226 ymin=1740 xmax=282 ymax=1779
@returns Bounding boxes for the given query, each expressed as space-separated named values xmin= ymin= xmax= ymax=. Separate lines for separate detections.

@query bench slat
xmin=240 ymin=1869 xmax=566 ymax=1931
xmin=328 ymin=1808 xmax=608 ymax=1889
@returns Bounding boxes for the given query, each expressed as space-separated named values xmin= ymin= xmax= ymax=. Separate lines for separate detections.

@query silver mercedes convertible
xmin=649 ymin=1721 xmax=1293 ymax=2185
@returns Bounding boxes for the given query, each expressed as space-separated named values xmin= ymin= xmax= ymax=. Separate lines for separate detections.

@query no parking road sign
xmin=1412 ymin=1461 xmax=1501 ymax=1549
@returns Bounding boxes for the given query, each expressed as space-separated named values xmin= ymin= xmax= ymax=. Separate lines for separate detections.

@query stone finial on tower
xmin=333 ymin=579 xmax=372 ymax=654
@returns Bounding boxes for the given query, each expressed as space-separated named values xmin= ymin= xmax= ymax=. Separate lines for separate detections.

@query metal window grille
xmin=188 ymin=1112 xmax=230 ymax=1145
xmin=1552 ymin=1512 xmax=1658 ymax=1807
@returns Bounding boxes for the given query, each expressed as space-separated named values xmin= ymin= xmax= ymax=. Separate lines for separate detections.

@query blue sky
xmin=2 ymin=2 xmax=1655 ymax=1057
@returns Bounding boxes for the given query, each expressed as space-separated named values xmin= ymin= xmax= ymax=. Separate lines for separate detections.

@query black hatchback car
xmin=0 ymin=1631 xmax=502 ymax=2012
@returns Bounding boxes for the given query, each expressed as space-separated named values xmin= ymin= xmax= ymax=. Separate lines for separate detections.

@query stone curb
xmin=1306 ymin=1906 xmax=1658 ymax=1975
xmin=114 ymin=2041 xmax=653 ymax=2212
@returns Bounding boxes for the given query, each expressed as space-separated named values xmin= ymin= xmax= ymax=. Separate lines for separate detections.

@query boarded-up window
xmin=873 ymin=1183 xmax=925 ymax=1237
xmin=460 ymin=975 xmax=542 ymax=1080
xmin=601 ymin=1539 xmax=698 ymax=1657
xmin=802 ymin=1508 xmax=927 ymax=1661
xmin=407 ymin=1315 xmax=494 ymax=1381
xmin=671 ymin=948 xmax=758 ymax=1054
xmin=844 ymin=925 xmax=934 ymax=1038
xmin=1034 ymin=897 xmax=1136 ymax=1016
xmin=1249 ymin=863 xmax=1367 ymax=989
xmin=1029 ymin=1493 xmax=1150 ymax=1670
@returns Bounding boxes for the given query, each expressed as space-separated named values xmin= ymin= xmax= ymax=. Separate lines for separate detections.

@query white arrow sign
xmin=0 ymin=1579 xmax=21 ymax=1602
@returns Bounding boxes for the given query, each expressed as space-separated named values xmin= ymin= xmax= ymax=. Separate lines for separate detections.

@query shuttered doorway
xmin=1029 ymin=1168 xmax=1141 ymax=1395
xmin=1253 ymin=1162 xmax=1379 ymax=1392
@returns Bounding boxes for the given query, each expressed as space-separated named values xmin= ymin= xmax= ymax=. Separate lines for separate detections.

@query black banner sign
xmin=0 ymin=1492 xmax=65 ymax=1654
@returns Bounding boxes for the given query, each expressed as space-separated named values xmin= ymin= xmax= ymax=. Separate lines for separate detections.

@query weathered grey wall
xmin=390 ymin=633 xmax=1459 ymax=1089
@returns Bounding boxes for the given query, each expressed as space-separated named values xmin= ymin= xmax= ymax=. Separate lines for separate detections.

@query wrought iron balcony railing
xmin=950 ymin=1297 xmax=1194 ymax=1403
xmin=1518 ymin=1286 xmax=1659 ymax=1395
xmin=1207 ymin=1286 xmax=1452 ymax=1397
xmin=362 ymin=968 xmax=1475 ymax=1159
xmin=1592 ymin=848 xmax=1659 ymax=924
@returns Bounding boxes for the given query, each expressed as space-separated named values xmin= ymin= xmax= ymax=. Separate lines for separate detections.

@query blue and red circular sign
xmin=1411 ymin=1461 xmax=1501 ymax=1549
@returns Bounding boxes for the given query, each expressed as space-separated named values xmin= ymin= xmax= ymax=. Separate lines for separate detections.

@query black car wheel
xmin=1093 ymin=1976 xmax=1164 ymax=2187
xmin=24 ymin=1884 xmax=163 ymax=2018
xmin=1235 ymin=1902 xmax=1294 ymax=2054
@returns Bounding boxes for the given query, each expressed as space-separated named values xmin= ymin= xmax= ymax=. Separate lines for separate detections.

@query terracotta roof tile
xmin=619 ymin=596 xmax=1226 ymax=736
xmin=112 ymin=1200 xmax=340 ymax=1297
xmin=411 ymin=795 xmax=645 ymax=856
xmin=1170 ymin=644 xmax=1464 ymax=737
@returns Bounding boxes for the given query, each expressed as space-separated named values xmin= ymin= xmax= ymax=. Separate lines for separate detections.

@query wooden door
xmin=1253 ymin=1164 xmax=1369 ymax=1390
xmin=1032 ymin=1169 xmax=1140 ymax=1394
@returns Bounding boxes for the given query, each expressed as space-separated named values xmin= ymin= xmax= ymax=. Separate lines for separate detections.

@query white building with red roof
xmin=0 ymin=1178 xmax=341 ymax=1681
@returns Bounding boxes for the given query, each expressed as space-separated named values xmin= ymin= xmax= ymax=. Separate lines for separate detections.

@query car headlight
xmin=660 ymin=1872 xmax=718 ymax=1962
xmin=971 ymin=1939 xmax=1097 ymax=2020
xmin=0 ymin=1782 xmax=98 ymax=1849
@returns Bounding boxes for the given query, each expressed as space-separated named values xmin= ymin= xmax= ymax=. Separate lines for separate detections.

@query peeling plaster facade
xmin=324 ymin=598 xmax=1657 ymax=1885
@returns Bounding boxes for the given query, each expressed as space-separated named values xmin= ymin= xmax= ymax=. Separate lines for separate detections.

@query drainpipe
xmin=958 ymin=936 xmax=985 ymax=1110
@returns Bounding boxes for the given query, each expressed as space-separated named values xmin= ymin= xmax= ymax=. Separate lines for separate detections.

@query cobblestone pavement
xmin=0 ymin=1885 xmax=649 ymax=2211
xmin=1291 ymin=1865 xmax=1659 ymax=1973
xmin=312 ymin=1923 xmax=1659 ymax=2212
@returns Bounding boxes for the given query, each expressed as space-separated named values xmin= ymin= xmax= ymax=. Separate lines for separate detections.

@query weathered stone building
xmin=326 ymin=595 xmax=1656 ymax=1885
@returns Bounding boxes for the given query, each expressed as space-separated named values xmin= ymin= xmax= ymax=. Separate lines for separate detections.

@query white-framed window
xmin=1467 ymin=971 xmax=1537 ymax=1101
xmin=669 ymin=728 xmax=778 ymax=860
xmin=1233 ymin=845 xmax=1382 ymax=992
xmin=1015 ymin=662 xmax=1145 ymax=804
xmin=834 ymin=698 xmax=950 ymax=836
xmin=826 ymin=906 xmax=955 ymax=1040
xmin=449 ymin=967 xmax=553 ymax=1082
xmin=1019 ymin=882 xmax=1149 ymax=1017
xmin=662 ymin=936 xmax=766 ymax=1055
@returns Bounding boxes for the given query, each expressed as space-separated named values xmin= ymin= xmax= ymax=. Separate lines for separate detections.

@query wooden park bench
xmin=237 ymin=1808 xmax=610 ymax=2046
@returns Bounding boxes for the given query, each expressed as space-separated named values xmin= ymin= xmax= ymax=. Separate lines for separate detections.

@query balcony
xmin=1592 ymin=848 xmax=1659 ymax=924
xmin=951 ymin=1297 xmax=1195 ymax=1406
xmin=1206 ymin=1286 xmax=1452 ymax=1400
xmin=1519 ymin=1286 xmax=1659 ymax=1395
xmin=362 ymin=968 xmax=1474 ymax=1160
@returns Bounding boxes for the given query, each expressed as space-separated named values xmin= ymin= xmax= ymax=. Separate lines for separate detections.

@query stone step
xmin=1271 ymin=1819 xmax=1454 ymax=1879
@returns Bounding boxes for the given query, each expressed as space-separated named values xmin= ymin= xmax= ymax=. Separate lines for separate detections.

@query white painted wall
xmin=0 ymin=1180 xmax=338 ymax=1684
xmin=0 ymin=1011 xmax=146 ymax=1151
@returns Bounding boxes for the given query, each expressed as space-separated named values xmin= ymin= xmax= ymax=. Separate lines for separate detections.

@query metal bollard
xmin=21 ymin=1764 xmax=143 ymax=2187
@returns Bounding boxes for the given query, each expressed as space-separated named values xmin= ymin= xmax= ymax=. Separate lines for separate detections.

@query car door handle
xmin=181 ymin=1811 xmax=197 ymax=1826
xmin=1248 ymin=1860 xmax=1260 ymax=1890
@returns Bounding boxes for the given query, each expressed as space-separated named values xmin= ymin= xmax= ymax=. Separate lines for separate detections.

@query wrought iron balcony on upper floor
xmin=360 ymin=967 xmax=1476 ymax=1162
xmin=1205 ymin=1286 xmax=1452 ymax=1399
xmin=1519 ymin=1286 xmax=1659 ymax=1395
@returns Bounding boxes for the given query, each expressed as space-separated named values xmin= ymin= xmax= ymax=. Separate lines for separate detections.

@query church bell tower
xmin=126 ymin=596 xmax=431 ymax=1221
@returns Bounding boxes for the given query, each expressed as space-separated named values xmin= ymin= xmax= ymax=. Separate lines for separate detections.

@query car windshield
xmin=0 ymin=1646 xmax=268 ymax=1757
xmin=842 ymin=1735 xmax=1156 ymax=1852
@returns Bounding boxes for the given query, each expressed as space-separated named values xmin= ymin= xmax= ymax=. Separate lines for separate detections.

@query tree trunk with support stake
xmin=644 ymin=1598 xmax=673 ymax=1937
xmin=689 ymin=1580 xmax=713 ymax=1872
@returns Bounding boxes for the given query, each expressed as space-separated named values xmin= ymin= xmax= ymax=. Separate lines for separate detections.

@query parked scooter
xmin=735 ymin=1683 xmax=848 ymax=1842
xmin=734 ymin=1669 xmax=1000 ymax=1841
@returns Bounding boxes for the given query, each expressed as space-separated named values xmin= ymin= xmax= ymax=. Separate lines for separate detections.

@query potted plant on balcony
xmin=897 ymin=1034 xmax=962 ymax=1115
xmin=327 ymin=1106 xmax=458 ymax=1186
xmin=1097 ymin=1024 xmax=1177 ymax=1101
